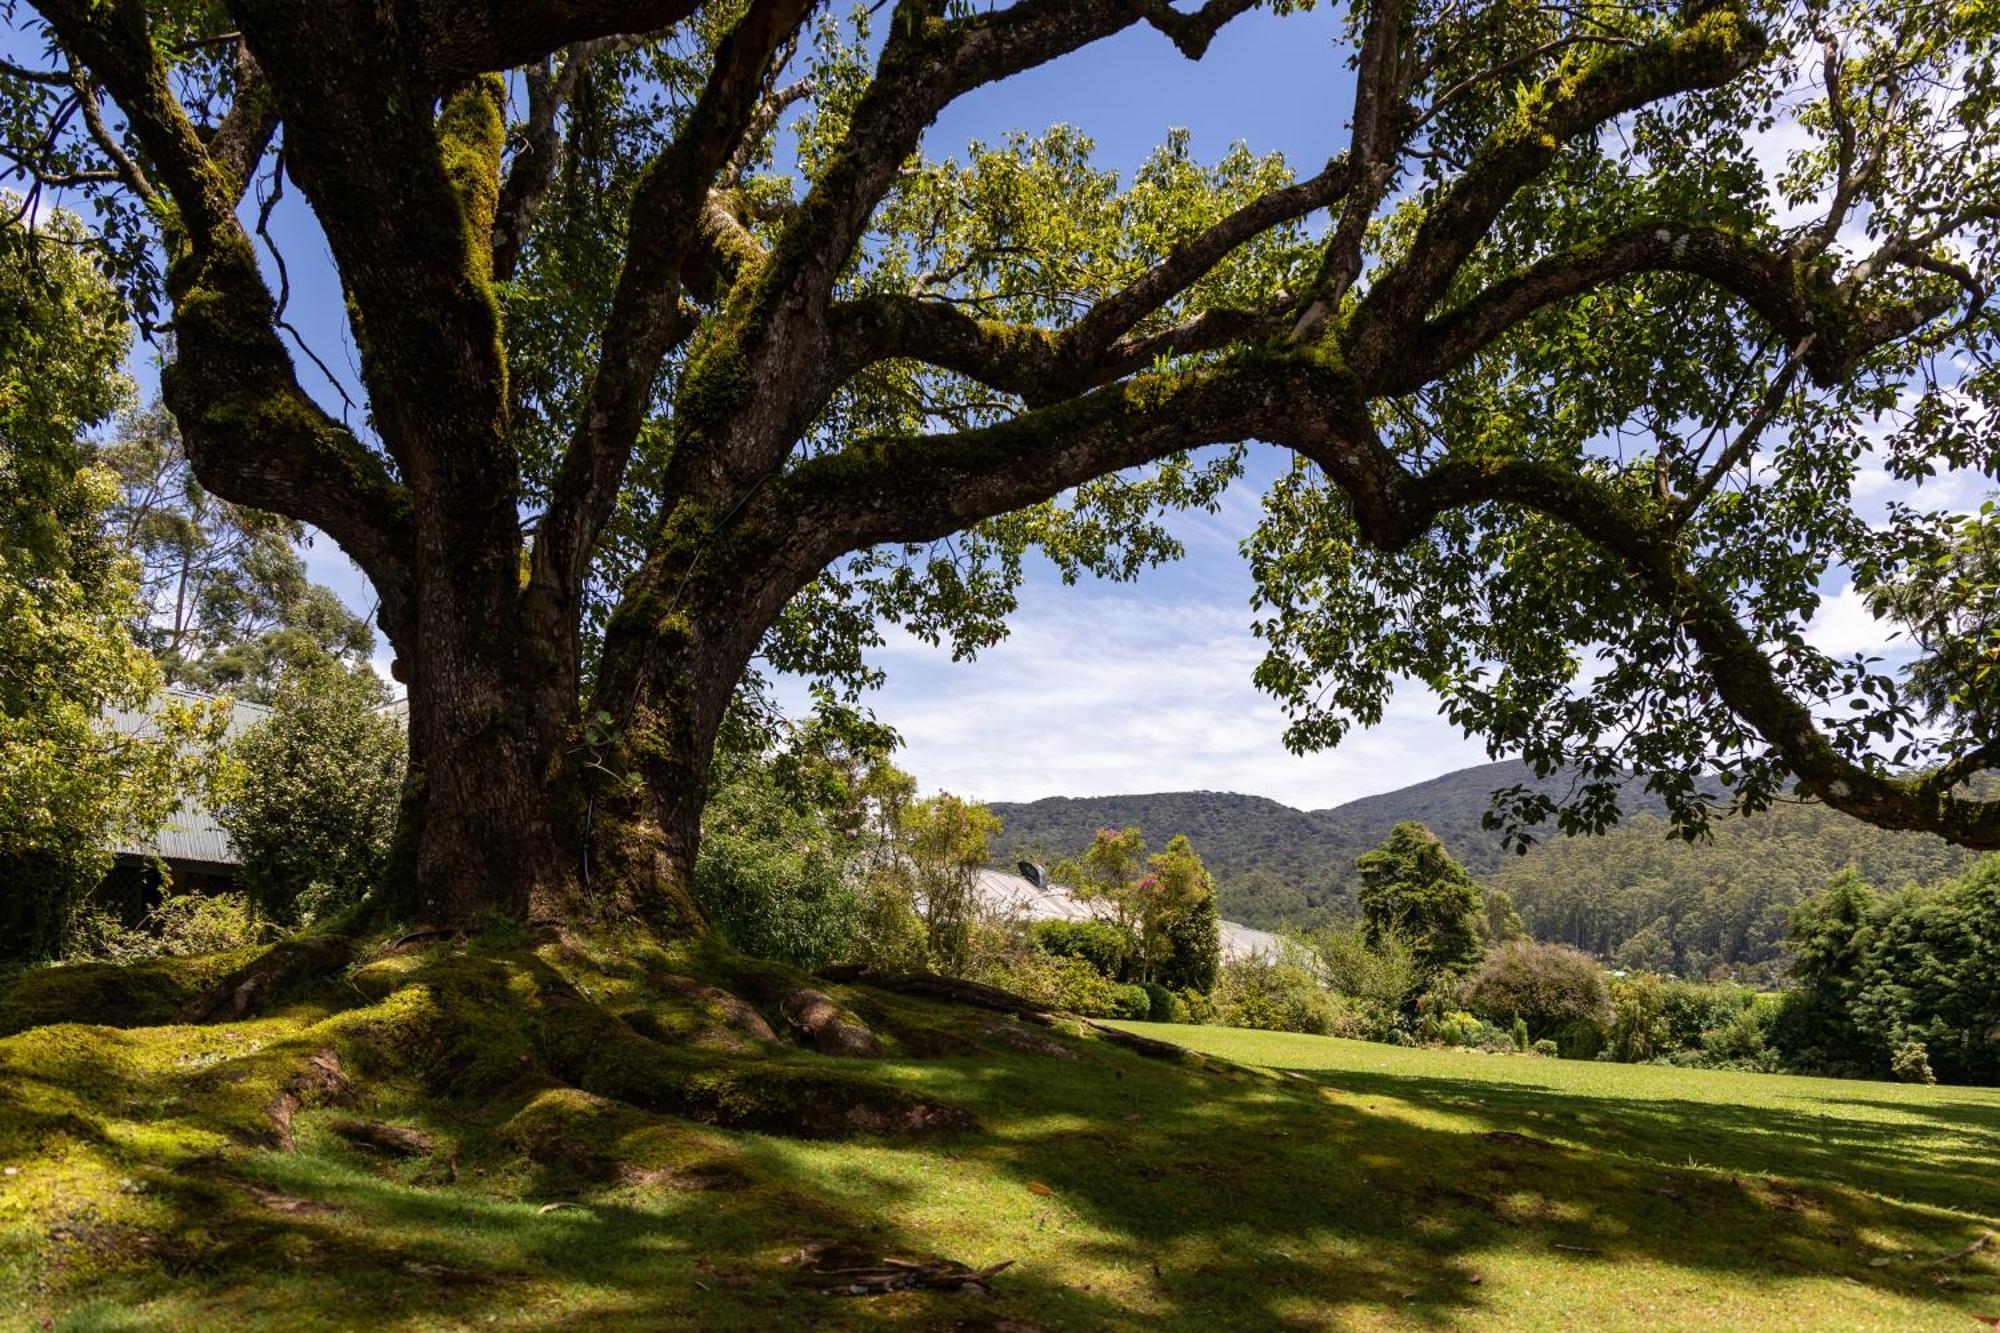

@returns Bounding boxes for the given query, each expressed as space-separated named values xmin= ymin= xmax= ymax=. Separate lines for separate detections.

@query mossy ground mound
xmin=2 ymin=931 xmax=1997 ymax=1329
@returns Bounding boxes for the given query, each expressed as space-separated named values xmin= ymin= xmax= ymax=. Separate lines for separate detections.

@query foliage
xmin=1493 ymin=806 xmax=1976 ymax=981
xmin=1355 ymin=822 xmax=1486 ymax=981
xmin=1029 ymin=919 xmax=1128 ymax=978
xmin=0 ymin=207 xmax=229 ymax=963
xmin=1296 ymin=920 xmax=1419 ymax=1040
xmin=1891 ymin=1041 xmax=1937 ymax=1086
xmin=1139 ymin=981 xmax=1189 ymax=1024
xmin=901 ymin=793 xmax=1004 ymax=975
xmin=94 ymin=400 xmax=374 ymax=701
xmin=981 ymin=947 xmax=1131 ymax=1018
xmin=1866 ymin=504 xmax=2000 ymax=742
xmin=1779 ymin=857 xmax=2000 ymax=1085
xmin=67 ymin=890 xmax=275 ymax=961
xmin=1460 ymin=939 xmax=1612 ymax=1040
xmin=1058 ymin=827 xmax=1220 ymax=985
xmin=1211 ymin=956 xmax=1341 ymax=1036
xmin=217 ymin=656 xmax=406 ymax=926
xmin=1482 ymin=885 xmax=1526 ymax=945
xmin=1608 ymin=973 xmax=1668 ymax=1063
xmin=1157 ymin=883 xmax=1221 ymax=994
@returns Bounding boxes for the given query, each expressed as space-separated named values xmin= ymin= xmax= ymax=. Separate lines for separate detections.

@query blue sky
xmin=23 ymin=6 xmax=1961 ymax=811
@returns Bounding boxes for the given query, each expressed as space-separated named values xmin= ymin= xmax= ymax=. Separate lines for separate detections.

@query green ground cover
xmin=1 ymin=938 xmax=1994 ymax=1330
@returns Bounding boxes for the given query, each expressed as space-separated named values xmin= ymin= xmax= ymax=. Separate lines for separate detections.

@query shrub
xmin=1139 ymin=981 xmax=1187 ymax=1023
xmin=1551 ymin=1017 xmax=1605 ymax=1060
xmin=1608 ymin=973 xmax=1668 ymax=1062
xmin=1031 ymin=919 xmax=1129 ymax=978
xmin=1891 ymin=1040 xmax=1937 ymax=1085
xmin=219 ymin=657 xmax=404 ymax=925
xmin=1658 ymin=979 xmax=1757 ymax=1053
xmin=986 ymin=951 xmax=1128 ymax=1017
xmin=1532 ymin=1038 xmax=1559 ymax=1057
xmin=695 ymin=766 xmax=861 ymax=971
xmin=1308 ymin=922 xmax=1420 ymax=1011
xmin=68 ymin=891 xmax=275 ymax=961
xmin=1212 ymin=958 xmax=1338 ymax=1035
xmin=1511 ymin=1016 xmax=1530 ymax=1052
xmin=1699 ymin=1004 xmax=1770 ymax=1065
xmin=1460 ymin=939 xmax=1611 ymax=1039
xmin=1109 ymin=983 xmax=1153 ymax=1021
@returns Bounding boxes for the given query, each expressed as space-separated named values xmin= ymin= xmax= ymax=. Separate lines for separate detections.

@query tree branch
xmin=1388 ymin=223 xmax=1950 ymax=391
xmin=205 ymin=43 xmax=277 ymax=205
xmin=1408 ymin=454 xmax=2000 ymax=847
xmin=418 ymin=0 xmax=706 ymax=80
xmin=1346 ymin=8 xmax=1766 ymax=373
xmin=536 ymin=0 xmax=820 ymax=593
xmin=31 ymin=0 xmax=415 ymax=640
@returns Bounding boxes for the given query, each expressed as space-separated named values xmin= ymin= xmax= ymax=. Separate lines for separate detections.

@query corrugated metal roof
xmin=104 ymin=689 xmax=271 ymax=867
xmin=972 ymin=867 xmax=1279 ymax=963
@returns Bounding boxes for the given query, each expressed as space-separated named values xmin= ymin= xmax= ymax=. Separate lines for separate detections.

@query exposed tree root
xmin=720 ymin=961 xmax=884 ymax=1056
xmin=814 ymin=965 xmax=1190 ymax=1061
xmin=815 ymin=965 xmax=1045 ymax=1018
xmin=649 ymin=972 xmax=779 ymax=1043
xmin=266 ymin=1047 xmax=353 ymax=1152
xmin=183 ymin=937 xmax=358 ymax=1023
xmin=330 ymin=1118 xmax=437 ymax=1157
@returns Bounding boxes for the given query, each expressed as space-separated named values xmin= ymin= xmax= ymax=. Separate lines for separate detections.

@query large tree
xmin=5 ymin=0 xmax=1996 ymax=933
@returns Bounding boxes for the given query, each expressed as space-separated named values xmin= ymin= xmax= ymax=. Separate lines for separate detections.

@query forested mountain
xmin=989 ymin=763 xmax=1981 ymax=974
xmin=1489 ymin=805 xmax=1978 ymax=979
xmin=990 ymin=761 xmax=1666 ymax=927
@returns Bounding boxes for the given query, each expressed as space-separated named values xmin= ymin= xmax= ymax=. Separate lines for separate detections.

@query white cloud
xmin=1804 ymin=581 xmax=1907 ymax=658
xmin=785 ymin=583 xmax=1493 ymax=810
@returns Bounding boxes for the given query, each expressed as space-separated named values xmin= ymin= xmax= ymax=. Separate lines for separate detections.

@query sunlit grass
xmin=3 ymin=948 xmax=1996 ymax=1330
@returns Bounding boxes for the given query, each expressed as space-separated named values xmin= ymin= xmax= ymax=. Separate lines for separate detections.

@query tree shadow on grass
xmin=7 ymin=970 xmax=2000 ymax=1329
xmin=1244 ymin=1063 xmax=2000 ymax=1220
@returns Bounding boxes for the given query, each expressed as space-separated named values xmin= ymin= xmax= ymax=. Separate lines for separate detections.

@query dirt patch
xmin=1481 ymin=1130 xmax=1563 ymax=1151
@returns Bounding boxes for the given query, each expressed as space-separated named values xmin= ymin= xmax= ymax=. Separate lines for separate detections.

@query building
xmin=96 ymin=689 xmax=272 ymax=917
xmin=973 ymin=860 xmax=1280 ymax=963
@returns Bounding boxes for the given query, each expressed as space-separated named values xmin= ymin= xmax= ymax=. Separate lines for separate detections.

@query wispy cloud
xmin=788 ymin=578 xmax=1494 ymax=810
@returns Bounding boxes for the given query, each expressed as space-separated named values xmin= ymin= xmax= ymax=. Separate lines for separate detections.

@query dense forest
xmin=991 ymin=762 xmax=1978 ymax=976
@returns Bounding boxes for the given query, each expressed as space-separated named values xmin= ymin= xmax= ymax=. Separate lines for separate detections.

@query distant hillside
xmin=990 ymin=760 xmax=1649 ymax=929
xmin=989 ymin=761 xmax=1980 ymax=953
xmin=1490 ymin=803 xmax=1978 ymax=978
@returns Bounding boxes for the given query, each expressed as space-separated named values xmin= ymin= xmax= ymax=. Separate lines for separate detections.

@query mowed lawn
xmin=1113 ymin=1021 xmax=2000 ymax=1220
xmin=7 ymin=956 xmax=2000 ymax=1332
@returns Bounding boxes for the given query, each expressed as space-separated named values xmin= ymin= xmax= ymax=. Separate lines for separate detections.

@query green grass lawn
xmin=1111 ymin=1021 xmax=2000 ymax=1219
xmin=3 ymin=943 xmax=1997 ymax=1330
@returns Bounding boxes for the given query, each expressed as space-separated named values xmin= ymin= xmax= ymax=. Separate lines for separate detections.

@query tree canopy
xmin=0 ymin=207 xmax=227 ymax=959
xmin=5 ymin=0 xmax=1996 ymax=930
